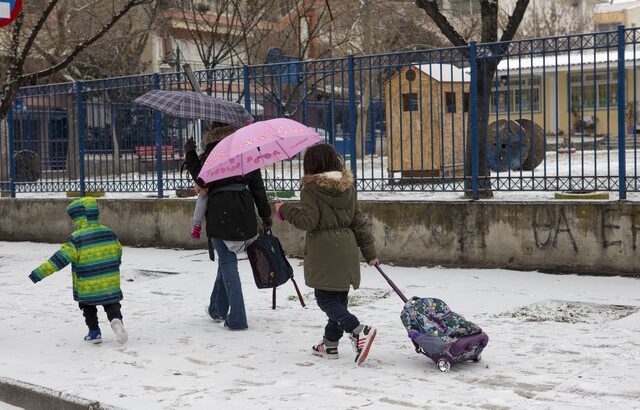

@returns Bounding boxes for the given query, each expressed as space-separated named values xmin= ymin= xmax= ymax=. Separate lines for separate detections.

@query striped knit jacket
xmin=29 ymin=197 xmax=123 ymax=305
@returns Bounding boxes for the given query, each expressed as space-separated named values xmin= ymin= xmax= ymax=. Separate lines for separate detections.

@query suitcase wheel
xmin=437 ymin=358 xmax=451 ymax=373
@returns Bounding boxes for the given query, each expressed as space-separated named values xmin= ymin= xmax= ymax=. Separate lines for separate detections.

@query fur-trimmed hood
xmin=301 ymin=170 xmax=353 ymax=191
xmin=203 ymin=125 xmax=238 ymax=146
xmin=301 ymin=170 xmax=354 ymax=209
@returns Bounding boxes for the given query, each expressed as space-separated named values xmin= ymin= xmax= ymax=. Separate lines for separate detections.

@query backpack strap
xmin=271 ymin=278 xmax=305 ymax=309
xmin=272 ymin=287 xmax=276 ymax=310
xmin=290 ymin=277 xmax=305 ymax=308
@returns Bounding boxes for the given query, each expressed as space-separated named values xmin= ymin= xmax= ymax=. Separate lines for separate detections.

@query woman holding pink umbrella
xmin=190 ymin=118 xmax=322 ymax=329
xmin=184 ymin=125 xmax=272 ymax=330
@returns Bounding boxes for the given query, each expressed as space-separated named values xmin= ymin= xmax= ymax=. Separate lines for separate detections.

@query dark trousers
xmin=314 ymin=289 xmax=360 ymax=343
xmin=79 ymin=302 xmax=123 ymax=331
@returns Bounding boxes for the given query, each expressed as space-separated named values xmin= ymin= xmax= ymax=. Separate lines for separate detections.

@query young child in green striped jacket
xmin=28 ymin=197 xmax=128 ymax=345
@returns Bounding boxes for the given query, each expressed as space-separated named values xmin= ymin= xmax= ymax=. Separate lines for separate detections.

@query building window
xmin=490 ymin=75 xmax=541 ymax=113
xmin=445 ymin=92 xmax=456 ymax=113
xmin=437 ymin=0 xmax=479 ymax=17
xmin=463 ymin=92 xmax=470 ymax=113
xmin=570 ymin=71 xmax=618 ymax=110
xmin=402 ymin=93 xmax=419 ymax=112
xmin=595 ymin=22 xmax=620 ymax=32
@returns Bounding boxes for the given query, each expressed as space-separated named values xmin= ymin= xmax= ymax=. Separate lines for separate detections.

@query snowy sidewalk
xmin=1 ymin=241 xmax=640 ymax=409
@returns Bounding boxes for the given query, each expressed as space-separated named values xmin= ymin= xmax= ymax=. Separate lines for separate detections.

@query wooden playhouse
xmin=384 ymin=64 xmax=470 ymax=178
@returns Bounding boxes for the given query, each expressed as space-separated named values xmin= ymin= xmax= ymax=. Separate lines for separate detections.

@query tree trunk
xmin=465 ymin=59 xmax=497 ymax=196
xmin=355 ymin=85 xmax=370 ymax=158
xmin=1 ymin=119 xmax=8 ymax=188
xmin=355 ymin=0 xmax=373 ymax=158
xmin=66 ymin=98 xmax=80 ymax=180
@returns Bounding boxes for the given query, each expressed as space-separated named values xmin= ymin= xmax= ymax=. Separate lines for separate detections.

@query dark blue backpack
xmin=247 ymin=232 xmax=305 ymax=309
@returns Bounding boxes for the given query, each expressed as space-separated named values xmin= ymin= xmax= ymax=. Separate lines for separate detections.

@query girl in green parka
xmin=275 ymin=144 xmax=379 ymax=366
xmin=28 ymin=197 xmax=127 ymax=345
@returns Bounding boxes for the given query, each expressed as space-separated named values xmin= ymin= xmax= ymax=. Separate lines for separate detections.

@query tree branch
xmin=500 ymin=0 xmax=530 ymax=42
xmin=17 ymin=0 xmax=61 ymax=68
xmin=415 ymin=0 xmax=467 ymax=47
xmin=5 ymin=12 xmax=24 ymax=82
xmin=24 ymin=0 xmax=148 ymax=83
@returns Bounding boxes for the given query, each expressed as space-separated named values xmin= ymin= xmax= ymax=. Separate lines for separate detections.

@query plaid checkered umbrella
xmin=134 ymin=90 xmax=253 ymax=127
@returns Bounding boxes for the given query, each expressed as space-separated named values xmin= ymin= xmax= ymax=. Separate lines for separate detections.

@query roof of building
xmin=595 ymin=0 xmax=640 ymax=13
xmin=493 ymin=47 xmax=640 ymax=72
xmin=411 ymin=64 xmax=471 ymax=82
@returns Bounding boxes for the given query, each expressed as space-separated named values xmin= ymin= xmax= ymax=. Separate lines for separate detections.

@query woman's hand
xmin=184 ymin=138 xmax=196 ymax=154
xmin=367 ymin=258 xmax=380 ymax=266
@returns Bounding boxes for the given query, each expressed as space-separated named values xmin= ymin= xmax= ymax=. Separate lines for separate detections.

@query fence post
xmin=243 ymin=65 xmax=251 ymax=115
xmin=617 ymin=25 xmax=627 ymax=200
xmin=347 ymin=55 xmax=358 ymax=182
xmin=154 ymin=73 xmax=164 ymax=198
xmin=76 ymin=81 xmax=86 ymax=197
xmin=469 ymin=42 xmax=479 ymax=200
xmin=7 ymin=108 xmax=16 ymax=198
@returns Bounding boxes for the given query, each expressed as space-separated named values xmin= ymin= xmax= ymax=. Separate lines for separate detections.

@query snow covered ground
xmin=7 ymin=148 xmax=640 ymax=200
xmin=1 ymin=241 xmax=640 ymax=409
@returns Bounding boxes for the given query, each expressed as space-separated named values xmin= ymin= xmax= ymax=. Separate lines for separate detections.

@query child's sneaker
xmin=350 ymin=325 xmax=377 ymax=366
xmin=191 ymin=224 xmax=201 ymax=239
xmin=110 ymin=318 xmax=128 ymax=344
xmin=84 ymin=328 xmax=102 ymax=344
xmin=312 ymin=340 xmax=339 ymax=359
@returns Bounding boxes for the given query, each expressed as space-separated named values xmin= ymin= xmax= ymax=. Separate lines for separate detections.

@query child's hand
xmin=194 ymin=184 xmax=208 ymax=194
xmin=367 ymin=258 xmax=380 ymax=266
xmin=274 ymin=200 xmax=285 ymax=221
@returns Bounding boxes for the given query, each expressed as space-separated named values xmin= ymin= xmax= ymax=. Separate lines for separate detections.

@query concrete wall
xmin=1 ymin=198 xmax=639 ymax=276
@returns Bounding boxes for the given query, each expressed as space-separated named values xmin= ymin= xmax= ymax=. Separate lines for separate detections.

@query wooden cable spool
xmin=486 ymin=119 xmax=529 ymax=172
xmin=14 ymin=150 xmax=41 ymax=182
xmin=516 ymin=118 xmax=545 ymax=171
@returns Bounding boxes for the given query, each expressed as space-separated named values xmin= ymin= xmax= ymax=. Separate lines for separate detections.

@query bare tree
xmin=516 ymin=1 xmax=593 ymax=39
xmin=415 ymin=0 xmax=530 ymax=196
xmin=19 ymin=1 xmax=160 ymax=80
xmin=244 ymin=0 xmax=338 ymax=121
xmin=170 ymin=0 xmax=273 ymax=70
xmin=0 ymin=0 xmax=151 ymax=120
xmin=327 ymin=0 xmax=450 ymax=156
xmin=250 ymin=0 xmax=336 ymax=62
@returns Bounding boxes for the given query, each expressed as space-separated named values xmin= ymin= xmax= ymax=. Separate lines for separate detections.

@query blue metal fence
xmin=2 ymin=27 xmax=640 ymax=198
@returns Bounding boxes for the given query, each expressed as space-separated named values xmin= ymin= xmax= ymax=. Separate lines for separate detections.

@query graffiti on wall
xmin=532 ymin=207 xmax=640 ymax=253
xmin=532 ymin=208 xmax=578 ymax=253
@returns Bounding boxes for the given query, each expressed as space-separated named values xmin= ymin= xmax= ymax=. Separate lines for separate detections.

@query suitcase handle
xmin=374 ymin=263 xmax=408 ymax=303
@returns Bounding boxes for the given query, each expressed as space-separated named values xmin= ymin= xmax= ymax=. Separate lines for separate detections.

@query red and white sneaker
xmin=350 ymin=325 xmax=377 ymax=366
xmin=312 ymin=340 xmax=339 ymax=359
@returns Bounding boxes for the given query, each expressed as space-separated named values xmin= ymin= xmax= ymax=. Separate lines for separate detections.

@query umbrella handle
xmin=258 ymin=147 xmax=279 ymax=200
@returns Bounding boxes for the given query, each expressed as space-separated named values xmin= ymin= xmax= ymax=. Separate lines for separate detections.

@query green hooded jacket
xmin=280 ymin=171 xmax=376 ymax=292
xmin=29 ymin=197 xmax=123 ymax=305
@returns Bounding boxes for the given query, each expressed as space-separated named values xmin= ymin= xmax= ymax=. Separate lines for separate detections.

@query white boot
xmin=110 ymin=318 xmax=128 ymax=344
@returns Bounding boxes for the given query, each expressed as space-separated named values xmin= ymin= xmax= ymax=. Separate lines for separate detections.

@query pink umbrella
xmin=197 ymin=118 xmax=322 ymax=185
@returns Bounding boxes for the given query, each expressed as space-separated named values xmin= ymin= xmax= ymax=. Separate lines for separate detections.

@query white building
xmin=594 ymin=0 xmax=640 ymax=31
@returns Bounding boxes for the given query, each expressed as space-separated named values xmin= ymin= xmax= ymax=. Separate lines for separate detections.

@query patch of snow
xmin=1 ymin=241 xmax=640 ymax=408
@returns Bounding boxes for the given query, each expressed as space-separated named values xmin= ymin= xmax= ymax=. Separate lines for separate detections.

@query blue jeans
xmin=314 ymin=289 xmax=360 ymax=343
xmin=208 ymin=239 xmax=248 ymax=329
